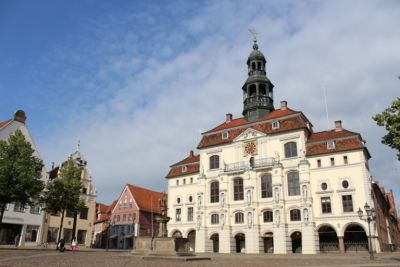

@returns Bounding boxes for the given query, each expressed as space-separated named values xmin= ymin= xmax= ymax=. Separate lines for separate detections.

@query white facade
xmin=0 ymin=112 xmax=47 ymax=246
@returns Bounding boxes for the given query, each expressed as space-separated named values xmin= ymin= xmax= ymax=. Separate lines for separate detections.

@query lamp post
xmin=358 ymin=202 xmax=376 ymax=260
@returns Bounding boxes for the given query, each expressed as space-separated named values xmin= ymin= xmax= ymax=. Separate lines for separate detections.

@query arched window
xmin=210 ymin=155 xmax=219 ymax=169
xmin=249 ymin=84 xmax=256 ymax=96
xmin=233 ymin=178 xmax=244 ymax=201
xmin=284 ymin=142 xmax=297 ymax=158
xmin=210 ymin=181 xmax=219 ymax=203
xmin=235 ymin=212 xmax=244 ymax=224
xmin=259 ymin=84 xmax=266 ymax=95
xmin=290 ymin=209 xmax=301 ymax=221
xmin=211 ymin=214 xmax=219 ymax=224
xmin=261 ymin=174 xmax=272 ymax=198
xmin=257 ymin=62 xmax=261 ymax=70
xmin=287 ymin=171 xmax=300 ymax=196
xmin=263 ymin=210 xmax=273 ymax=222
xmin=251 ymin=62 xmax=256 ymax=70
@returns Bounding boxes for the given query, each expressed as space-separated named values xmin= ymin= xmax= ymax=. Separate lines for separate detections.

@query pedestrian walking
xmin=14 ymin=234 xmax=19 ymax=247
xmin=58 ymin=238 xmax=65 ymax=252
xmin=71 ymin=238 xmax=77 ymax=251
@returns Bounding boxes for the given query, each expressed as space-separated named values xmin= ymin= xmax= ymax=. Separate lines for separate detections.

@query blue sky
xmin=1 ymin=0 xmax=399 ymax=206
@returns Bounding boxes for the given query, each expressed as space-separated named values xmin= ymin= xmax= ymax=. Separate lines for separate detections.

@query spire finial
xmin=77 ymin=140 xmax=80 ymax=152
xmin=248 ymin=28 xmax=258 ymax=50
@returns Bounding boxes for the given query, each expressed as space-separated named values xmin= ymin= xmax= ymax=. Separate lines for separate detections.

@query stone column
xmin=245 ymin=227 xmax=261 ymax=254
xmin=301 ymin=222 xmax=319 ymax=254
xmin=273 ymin=224 xmax=289 ymax=254
xmin=338 ymin=237 xmax=345 ymax=253
xmin=195 ymin=228 xmax=207 ymax=253
xmin=219 ymin=229 xmax=232 ymax=253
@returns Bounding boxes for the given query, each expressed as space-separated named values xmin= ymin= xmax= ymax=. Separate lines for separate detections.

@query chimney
xmin=226 ymin=113 xmax=232 ymax=123
xmin=189 ymin=150 xmax=194 ymax=157
xmin=334 ymin=120 xmax=342 ymax=131
xmin=14 ymin=110 xmax=26 ymax=123
xmin=280 ymin=101 xmax=287 ymax=110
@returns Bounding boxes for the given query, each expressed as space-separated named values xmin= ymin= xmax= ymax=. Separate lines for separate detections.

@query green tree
xmin=0 ymin=130 xmax=44 ymax=228
xmin=373 ymin=97 xmax=400 ymax=160
xmin=42 ymin=158 xmax=84 ymax=243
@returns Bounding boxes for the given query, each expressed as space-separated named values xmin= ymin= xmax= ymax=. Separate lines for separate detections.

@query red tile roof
xmin=167 ymin=150 xmax=200 ymax=178
xmin=0 ymin=119 xmax=12 ymax=130
xmin=127 ymin=184 xmax=167 ymax=213
xmin=306 ymin=129 xmax=367 ymax=156
xmin=170 ymin=151 xmax=200 ymax=167
xmin=107 ymin=200 xmax=118 ymax=214
xmin=198 ymin=114 xmax=308 ymax=149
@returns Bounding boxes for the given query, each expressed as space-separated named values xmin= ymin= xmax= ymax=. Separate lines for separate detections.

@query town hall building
xmin=166 ymin=38 xmax=400 ymax=254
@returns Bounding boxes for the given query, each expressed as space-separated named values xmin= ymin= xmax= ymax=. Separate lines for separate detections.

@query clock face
xmin=244 ymin=141 xmax=257 ymax=155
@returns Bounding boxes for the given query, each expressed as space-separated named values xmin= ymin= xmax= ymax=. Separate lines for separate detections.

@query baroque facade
xmin=42 ymin=149 xmax=97 ymax=248
xmin=166 ymin=39 xmax=399 ymax=254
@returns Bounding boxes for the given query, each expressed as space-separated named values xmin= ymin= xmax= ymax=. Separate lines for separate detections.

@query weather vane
xmin=248 ymin=28 xmax=257 ymax=43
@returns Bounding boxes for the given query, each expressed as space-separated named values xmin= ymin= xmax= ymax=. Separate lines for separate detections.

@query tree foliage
xmin=0 ymin=130 xmax=44 ymax=225
xmin=42 ymin=158 xmax=84 ymax=241
xmin=373 ymin=97 xmax=400 ymax=160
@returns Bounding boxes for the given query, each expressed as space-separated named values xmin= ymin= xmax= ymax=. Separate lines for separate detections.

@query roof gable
xmin=127 ymin=184 xmax=167 ymax=213
xmin=233 ymin=127 xmax=266 ymax=142
xmin=0 ymin=119 xmax=12 ymax=130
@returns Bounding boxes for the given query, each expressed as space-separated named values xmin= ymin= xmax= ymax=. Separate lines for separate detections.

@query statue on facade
xmin=302 ymin=184 xmax=308 ymax=202
xmin=274 ymin=187 xmax=280 ymax=203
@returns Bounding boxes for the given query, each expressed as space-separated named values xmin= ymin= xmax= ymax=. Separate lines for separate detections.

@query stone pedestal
xmin=301 ymin=223 xmax=319 ymax=254
xmin=273 ymin=225 xmax=289 ymax=254
xmin=134 ymin=237 xmax=194 ymax=256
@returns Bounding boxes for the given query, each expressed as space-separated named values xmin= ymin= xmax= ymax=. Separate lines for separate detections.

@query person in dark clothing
xmin=58 ymin=238 xmax=65 ymax=252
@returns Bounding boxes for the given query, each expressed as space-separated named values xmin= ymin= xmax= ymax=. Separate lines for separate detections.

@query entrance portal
xmin=262 ymin=232 xmax=273 ymax=253
xmin=235 ymin=233 xmax=245 ymax=253
xmin=344 ymin=224 xmax=368 ymax=252
xmin=187 ymin=230 xmax=196 ymax=252
xmin=210 ymin=233 xmax=219 ymax=253
xmin=318 ymin=225 xmax=339 ymax=252
xmin=291 ymin=231 xmax=302 ymax=253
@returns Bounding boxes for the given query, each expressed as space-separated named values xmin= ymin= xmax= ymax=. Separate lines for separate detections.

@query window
xmin=30 ymin=205 xmax=41 ymax=214
xmin=117 ymin=215 xmax=120 ymax=222
xmin=321 ymin=197 xmax=332 ymax=213
xmin=66 ymin=210 xmax=74 ymax=218
xmin=210 ymin=155 xmax=220 ymax=169
xmin=263 ymin=210 xmax=273 ymax=222
xmin=222 ymin=131 xmax=229 ymax=139
xmin=287 ymin=171 xmax=300 ymax=196
xmin=233 ymin=178 xmax=244 ymax=201
xmin=189 ymin=196 xmax=193 ymax=202
xmin=342 ymin=180 xmax=349 ymax=189
xmin=77 ymin=230 xmax=86 ymax=244
xmin=211 ymin=214 xmax=219 ymax=224
xmin=128 ymin=214 xmax=132 ymax=221
xmin=321 ymin=182 xmax=328 ymax=191
xmin=80 ymin=208 xmax=89 ymax=220
xmin=123 ymin=214 xmax=126 ymax=221
xmin=14 ymin=203 xmax=25 ymax=213
xmin=25 ymin=225 xmax=39 ymax=242
xmin=82 ymin=188 xmax=87 ymax=194
xmin=342 ymin=195 xmax=353 ymax=212
xmin=235 ymin=212 xmax=244 ymax=224
xmin=317 ymin=159 xmax=321 ymax=168
xmin=132 ymin=213 xmax=136 ymax=222
xmin=47 ymin=227 xmax=59 ymax=243
xmin=327 ymin=141 xmax=335 ymax=149
xmin=183 ymin=179 xmax=186 ymax=184
xmin=272 ymin=121 xmax=280 ymax=129
xmin=176 ymin=180 xmax=179 ymax=186
xmin=261 ymin=174 xmax=272 ymax=198
xmin=330 ymin=157 xmax=335 ymax=166
xmin=182 ymin=166 xmax=187 ymax=172
xmin=190 ymin=177 xmax=193 ymax=184
xmin=177 ymin=197 xmax=181 ymax=204
xmin=187 ymin=207 xmax=193 ymax=222
xmin=290 ymin=209 xmax=301 ymax=221
xmin=210 ymin=181 xmax=219 ymax=203
xmin=343 ymin=156 xmax=348 ymax=164
xmin=284 ymin=142 xmax=297 ymax=158
xmin=176 ymin=208 xmax=181 ymax=222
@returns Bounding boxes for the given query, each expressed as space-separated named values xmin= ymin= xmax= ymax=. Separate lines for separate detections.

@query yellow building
xmin=41 ymin=148 xmax=97 ymax=248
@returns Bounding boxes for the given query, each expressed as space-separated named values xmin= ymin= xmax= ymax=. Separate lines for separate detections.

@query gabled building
xmin=166 ymin=39 xmax=400 ymax=254
xmin=0 ymin=110 xmax=47 ymax=246
xmin=108 ymin=184 xmax=167 ymax=249
xmin=42 ymin=149 xmax=97 ymax=248
xmin=92 ymin=202 xmax=111 ymax=248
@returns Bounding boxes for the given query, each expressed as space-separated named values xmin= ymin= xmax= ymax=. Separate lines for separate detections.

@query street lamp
xmin=358 ymin=202 xmax=376 ymax=260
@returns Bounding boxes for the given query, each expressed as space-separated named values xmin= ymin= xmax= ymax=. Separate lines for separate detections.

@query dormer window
xmin=222 ymin=131 xmax=229 ymax=139
xmin=272 ymin=121 xmax=280 ymax=129
xmin=327 ymin=141 xmax=335 ymax=150
xmin=182 ymin=165 xmax=187 ymax=172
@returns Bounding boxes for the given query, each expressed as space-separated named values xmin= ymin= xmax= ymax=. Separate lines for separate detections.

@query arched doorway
xmin=262 ymin=232 xmax=273 ymax=253
xmin=187 ymin=230 xmax=196 ymax=252
xmin=210 ymin=233 xmax=219 ymax=253
xmin=235 ymin=233 xmax=245 ymax=253
xmin=172 ymin=230 xmax=182 ymax=238
xmin=344 ymin=224 xmax=368 ymax=252
xmin=318 ymin=225 xmax=339 ymax=252
xmin=291 ymin=231 xmax=302 ymax=253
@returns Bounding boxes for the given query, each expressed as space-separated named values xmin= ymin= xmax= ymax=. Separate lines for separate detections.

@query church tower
xmin=242 ymin=36 xmax=274 ymax=122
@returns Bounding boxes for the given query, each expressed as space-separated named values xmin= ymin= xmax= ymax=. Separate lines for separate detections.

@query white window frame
xmin=272 ymin=121 xmax=280 ymax=129
xmin=221 ymin=131 xmax=229 ymax=139
xmin=327 ymin=140 xmax=335 ymax=150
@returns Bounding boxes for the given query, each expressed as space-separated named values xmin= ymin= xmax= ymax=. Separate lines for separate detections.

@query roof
xmin=0 ymin=119 xmax=12 ymax=130
xmin=166 ymin=150 xmax=200 ymax=178
xmin=107 ymin=200 xmax=118 ymax=214
xmin=306 ymin=129 xmax=367 ymax=157
xmin=97 ymin=203 xmax=109 ymax=214
xmin=127 ymin=184 xmax=167 ymax=213
xmin=198 ymin=109 xmax=308 ymax=149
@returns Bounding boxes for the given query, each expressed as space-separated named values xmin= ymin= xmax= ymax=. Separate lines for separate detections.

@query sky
xmin=0 ymin=0 xmax=399 ymax=206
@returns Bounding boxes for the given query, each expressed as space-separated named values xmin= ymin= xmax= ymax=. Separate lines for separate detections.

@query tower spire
xmin=242 ymin=32 xmax=274 ymax=122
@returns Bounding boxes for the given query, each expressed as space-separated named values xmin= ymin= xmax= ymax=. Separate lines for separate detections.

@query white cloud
xmin=37 ymin=1 xmax=400 ymax=205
